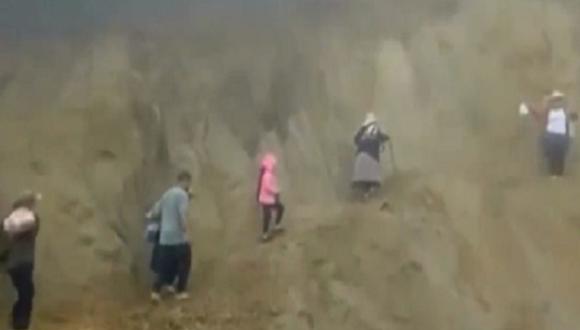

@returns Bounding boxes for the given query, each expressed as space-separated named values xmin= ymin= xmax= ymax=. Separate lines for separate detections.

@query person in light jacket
xmin=257 ymin=153 xmax=285 ymax=242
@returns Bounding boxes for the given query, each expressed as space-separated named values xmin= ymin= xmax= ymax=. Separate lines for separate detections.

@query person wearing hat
xmin=2 ymin=191 xmax=41 ymax=330
xmin=352 ymin=112 xmax=390 ymax=199
xmin=529 ymin=91 xmax=576 ymax=177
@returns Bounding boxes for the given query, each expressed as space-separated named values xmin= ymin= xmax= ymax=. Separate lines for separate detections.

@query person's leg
xmin=555 ymin=136 xmax=570 ymax=176
xmin=152 ymin=245 xmax=177 ymax=294
xmin=165 ymin=246 xmax=180 ymax=290
xmin=274 ymin=202 xmax=285 ymax=227
xmin=175 ymin=243 xmax=192 ymax=294
xmin=369 ymin=182 xmax=380 ymax=194
xmin=9 ymin=264 xmax=34 ymax=330
xmin=544 ymin=135 xmax=558 ymax=176
xmin=351 ymin=182 xmax=362 ymax=200
xmin=362 ymin=181 xmax=373 ymax=199
xmin=152 ymin=247 xmax=167 ymax=294
xmin=262 ymin=205 xmax=273 ymax=237
xmin=553 ymin=143 xmax=564 ymax=176
xmin=150 ymin=243 xmax=161 ymax=275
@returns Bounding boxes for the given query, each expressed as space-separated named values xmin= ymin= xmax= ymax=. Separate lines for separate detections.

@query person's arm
xmin=33 ymin=214 xmax=40 ymax=237
xmin=177 ymin=191 xmax=189 ymax=233
xmin=256 ymin=168 xmax=265 ymax=202
xmin=146 ymin=200 xmax=161 ymax=221
xmin=187 ymin=188 xmax=195 ymax=200
xmin=378 ymin=130 xmax=390 ymax=143
xmin=266 ymin=173 xmax=280 ymax=195
xmin=270 ymin=175 xmax=281 ymax=204
xmin=0 ymin=219 xmax=9 ymax=264
xmin=528 ymin=102 xmax=548 ymax=128
xmin=354 ymin=127 xmax=365 ymax=146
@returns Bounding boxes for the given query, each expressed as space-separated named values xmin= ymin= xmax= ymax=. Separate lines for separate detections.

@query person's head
xmin=548 ymin=90 xmax=566 ymax=109
xmin=261 ymin=153 xmax=278 ymax=172
xmin=12 ymin=191 xmax=42 ymax=210
xmin=363 ymin=112 xmax=377 ymax=126
xmin=176 ymin=170 xmax=192 ymax=190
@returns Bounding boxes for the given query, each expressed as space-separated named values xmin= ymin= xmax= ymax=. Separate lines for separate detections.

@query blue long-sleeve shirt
xmin=149 ymin=186 xmax=190 ymax=245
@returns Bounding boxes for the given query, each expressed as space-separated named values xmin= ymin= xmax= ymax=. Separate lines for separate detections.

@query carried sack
xmin=145 ymin=221 xmax=160 ymax=244
xmin=3 ymin=208 xmax=36 ymax=236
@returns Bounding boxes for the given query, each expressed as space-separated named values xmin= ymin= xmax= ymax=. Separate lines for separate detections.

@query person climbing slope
xmin=352 ymin=112 xmax=390 ymax=199
xmin=146 ymin=188 xmax=194 ymax=292
xmin=257 ymin=153 xmax=285 ymax=242
xmin=2 ymin=191 xmax=42 ymax=330
xmin=527 ymin=90 xmax=577 ymax=177
xmin=148 ymin=171 xmax=193 ymax=302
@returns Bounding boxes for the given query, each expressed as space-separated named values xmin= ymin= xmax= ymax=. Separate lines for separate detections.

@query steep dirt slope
xmin=0 ymin=0 xmax=580 ymax=329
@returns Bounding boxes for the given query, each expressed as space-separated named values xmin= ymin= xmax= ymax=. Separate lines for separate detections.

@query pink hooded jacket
xmin=258 ymin=153 xmax=280 ymax=205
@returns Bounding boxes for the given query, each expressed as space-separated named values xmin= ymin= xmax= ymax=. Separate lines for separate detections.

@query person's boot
xmin=164 ymin=285 xmax=176 ymax=295
xmin=260 ymin=232 xmax=271 ymax=243
xmin=175 ymin=292 xmax=190 ymax=301
xmin=150 ymin=292 xmax=161 ymax=303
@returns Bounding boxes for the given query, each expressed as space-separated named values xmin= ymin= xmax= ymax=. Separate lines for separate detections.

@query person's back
xmin=3 ymin=192 xmax=41 ymax=330
xmin=6 ymin=227 xmax=38 ymax=272
xmin=150 ymin=171 xmax=193 ymax=302
xmin=158 ymin=186 xmax=189 ymax=246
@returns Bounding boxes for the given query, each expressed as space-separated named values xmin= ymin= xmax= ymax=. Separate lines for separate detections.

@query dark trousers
xmin=543 ymin=133 xmax=570 ymax=176
xmin=152 ymin=243 xmax=191 ymax=293
xmin=150 ymin=243 xmax=162 ymax=275
xmin=8 ymin=263 xmax=34 ymax=330
xmin=262 ymin=203 xmax=285 ymax=234
xmin=353 ymin=181 xmax=380 ymax=194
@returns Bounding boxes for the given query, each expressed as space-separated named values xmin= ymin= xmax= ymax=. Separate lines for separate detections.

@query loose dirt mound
xmin=1 ymin=0 xmax=580 ymax=329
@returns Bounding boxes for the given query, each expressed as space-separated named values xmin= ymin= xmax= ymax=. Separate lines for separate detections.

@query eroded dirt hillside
xmin=1 ymin=0 xmax=580 ymax=329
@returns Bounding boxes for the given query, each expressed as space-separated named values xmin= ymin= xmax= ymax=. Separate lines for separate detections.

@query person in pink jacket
xmin=256 ymin=153 xmax=285 ymax=242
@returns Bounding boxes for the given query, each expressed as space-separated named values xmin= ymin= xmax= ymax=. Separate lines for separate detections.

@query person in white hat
xmin=352 ymin=112 xmax=390 ymax=199
xmin=528 ymin=91 xmax=576 ymax=177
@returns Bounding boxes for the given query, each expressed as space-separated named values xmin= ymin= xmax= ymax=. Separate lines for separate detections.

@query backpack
xmin=3 ymin=208 xmax=36 ymax=237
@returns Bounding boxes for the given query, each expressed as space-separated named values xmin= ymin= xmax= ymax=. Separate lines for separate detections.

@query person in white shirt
xmin=530 ymin=91 xmax=574 ymax=177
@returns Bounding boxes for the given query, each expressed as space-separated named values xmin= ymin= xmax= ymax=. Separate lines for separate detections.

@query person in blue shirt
xmin=148 ymin=171 xmax=193 ymax=302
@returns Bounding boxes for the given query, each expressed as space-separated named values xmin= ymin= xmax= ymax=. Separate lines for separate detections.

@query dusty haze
xmin=1 ymin=0 xmax=580 ymax=329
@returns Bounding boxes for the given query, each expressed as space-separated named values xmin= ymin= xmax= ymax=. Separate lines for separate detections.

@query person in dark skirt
xmin=352 ymin=113 xmax=390 ymax=198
